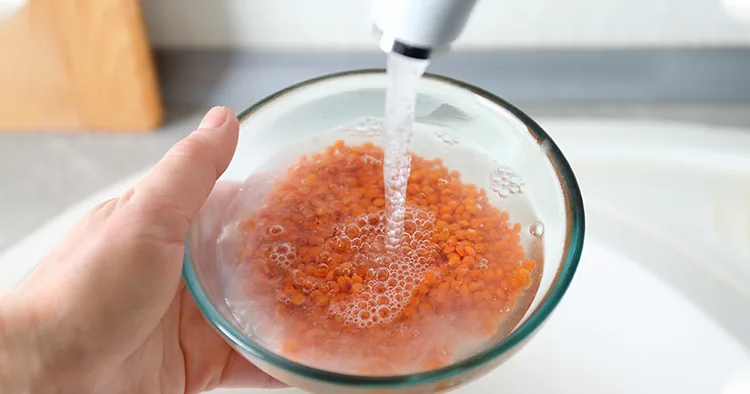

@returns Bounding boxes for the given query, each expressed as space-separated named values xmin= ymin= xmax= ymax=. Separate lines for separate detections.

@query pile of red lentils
xmin=233 ymin=140 xmax=536 ymax=375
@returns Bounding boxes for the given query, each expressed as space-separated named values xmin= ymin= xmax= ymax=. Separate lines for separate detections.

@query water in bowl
xmin=217 ymin=54 xmax=543 ymax=375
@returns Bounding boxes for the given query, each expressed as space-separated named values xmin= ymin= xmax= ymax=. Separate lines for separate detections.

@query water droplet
xmin=530 ymin=222 xmax=545 ymax=237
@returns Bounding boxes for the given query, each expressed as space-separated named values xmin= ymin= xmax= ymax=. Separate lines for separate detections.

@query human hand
xmin=0 ymin=107 xmax=284 ymax=393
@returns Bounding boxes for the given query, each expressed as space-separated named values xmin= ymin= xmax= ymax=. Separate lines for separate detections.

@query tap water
xmin=382 ymin=53 xmax=430 ymax=252
xmin=218 ymin=55 xmax=544 ymax=376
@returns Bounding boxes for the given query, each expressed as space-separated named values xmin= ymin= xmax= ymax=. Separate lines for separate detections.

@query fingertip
xmin=224 ymin=106 xmax=240 ymax=150
xmin=199 ymin=106 xmax=229 ymax=129
xmin=129 ymin=106 xmax=240 ymax=235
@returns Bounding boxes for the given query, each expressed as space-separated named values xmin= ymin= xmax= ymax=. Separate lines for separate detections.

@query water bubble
xmin=434 ymin=129 xmax=459 ymax=145
xmin=352 ymin=117 xmax=383 ymax=136
xmin=317 ymin=251 xmax=332 ymax=264
xmin=367 ymin=213 xmax=381 ymax=226
xmin=345 ymin=225 xmax=360 ymax=238
xmin=373 ymin=282 xmax=387 ymax=294
xmin=375 ymin=267 xmax=390 ymax=281
xmin=268 ymin=224 xmax=284 ymax=236
xmin=334 ymin=237 xmax=351 ymax=251
xmin=361 ymin=154 xmax=382 ymax=165
xmin=530 ymin=222 xmax=545 ymax=237
xmin=489 ymin=167 xmax=524 ymax=198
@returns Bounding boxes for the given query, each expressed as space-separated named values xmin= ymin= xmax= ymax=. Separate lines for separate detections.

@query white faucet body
xmin=372 ymin=0 xmax=479 ymax=59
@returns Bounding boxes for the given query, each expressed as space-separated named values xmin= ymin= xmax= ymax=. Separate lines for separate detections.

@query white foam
xmin=331 ymin=208 xmax=438 ymax=327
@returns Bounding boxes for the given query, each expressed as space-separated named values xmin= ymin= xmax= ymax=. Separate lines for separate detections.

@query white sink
xmin=2 ymin=119 xmax=749 ymax=393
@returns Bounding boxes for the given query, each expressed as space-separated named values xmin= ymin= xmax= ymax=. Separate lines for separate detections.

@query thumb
xmin=129 ymin=106 xmax=239 ymax=242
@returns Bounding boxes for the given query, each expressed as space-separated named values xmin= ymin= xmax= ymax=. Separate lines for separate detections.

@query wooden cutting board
xmin=0 ymin=0 xmax=162 ymax=132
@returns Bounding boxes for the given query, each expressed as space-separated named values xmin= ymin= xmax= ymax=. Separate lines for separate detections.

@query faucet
xmin=372 ymin=0 xmax=479 ymax=60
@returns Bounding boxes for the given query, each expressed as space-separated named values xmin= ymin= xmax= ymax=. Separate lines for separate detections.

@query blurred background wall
xmin=141 ymin=0 xmax=750 ymax=49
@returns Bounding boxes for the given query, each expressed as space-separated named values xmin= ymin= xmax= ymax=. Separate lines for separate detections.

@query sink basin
xmin=2 ymin=118 xmax=749 ymax=393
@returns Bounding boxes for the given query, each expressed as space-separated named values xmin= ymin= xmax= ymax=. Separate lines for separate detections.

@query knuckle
xmin=170 ymin=135 xmax=214 ymax=167
xmin=88 ymin=197 xmax=119 ymax=220
xmin=124 ymin=200 xmax=191 ymax=245
xmin=117 ymin=188 xmax=136 ymax=205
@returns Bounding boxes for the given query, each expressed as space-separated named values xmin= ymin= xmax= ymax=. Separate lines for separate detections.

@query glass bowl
xmin=183 ymin=70 xmax=584 ymax=393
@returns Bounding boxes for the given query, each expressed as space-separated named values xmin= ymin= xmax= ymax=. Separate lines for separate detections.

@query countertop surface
xmin=2 ymin=102 xmax=750 ymax=252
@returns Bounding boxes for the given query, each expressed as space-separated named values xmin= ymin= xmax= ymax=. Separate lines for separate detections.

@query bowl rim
xmin=183 ymin=69 xmax=585 ymax=388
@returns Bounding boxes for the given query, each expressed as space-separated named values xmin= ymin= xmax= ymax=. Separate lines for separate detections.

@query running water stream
xmin=382 ymin=53 xmax=430 ymax=251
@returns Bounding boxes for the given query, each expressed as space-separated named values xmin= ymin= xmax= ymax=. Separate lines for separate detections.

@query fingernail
xmin=199 ymin=106 xmax=228 ymax=129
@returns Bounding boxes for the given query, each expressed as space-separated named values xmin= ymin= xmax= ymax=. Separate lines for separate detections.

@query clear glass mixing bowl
xmin=183 ymin=70 xmax=585 ymax=393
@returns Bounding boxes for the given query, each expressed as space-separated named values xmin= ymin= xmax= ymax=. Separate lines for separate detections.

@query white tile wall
xmin=142 ymin=0 xmax=750 ymax=49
